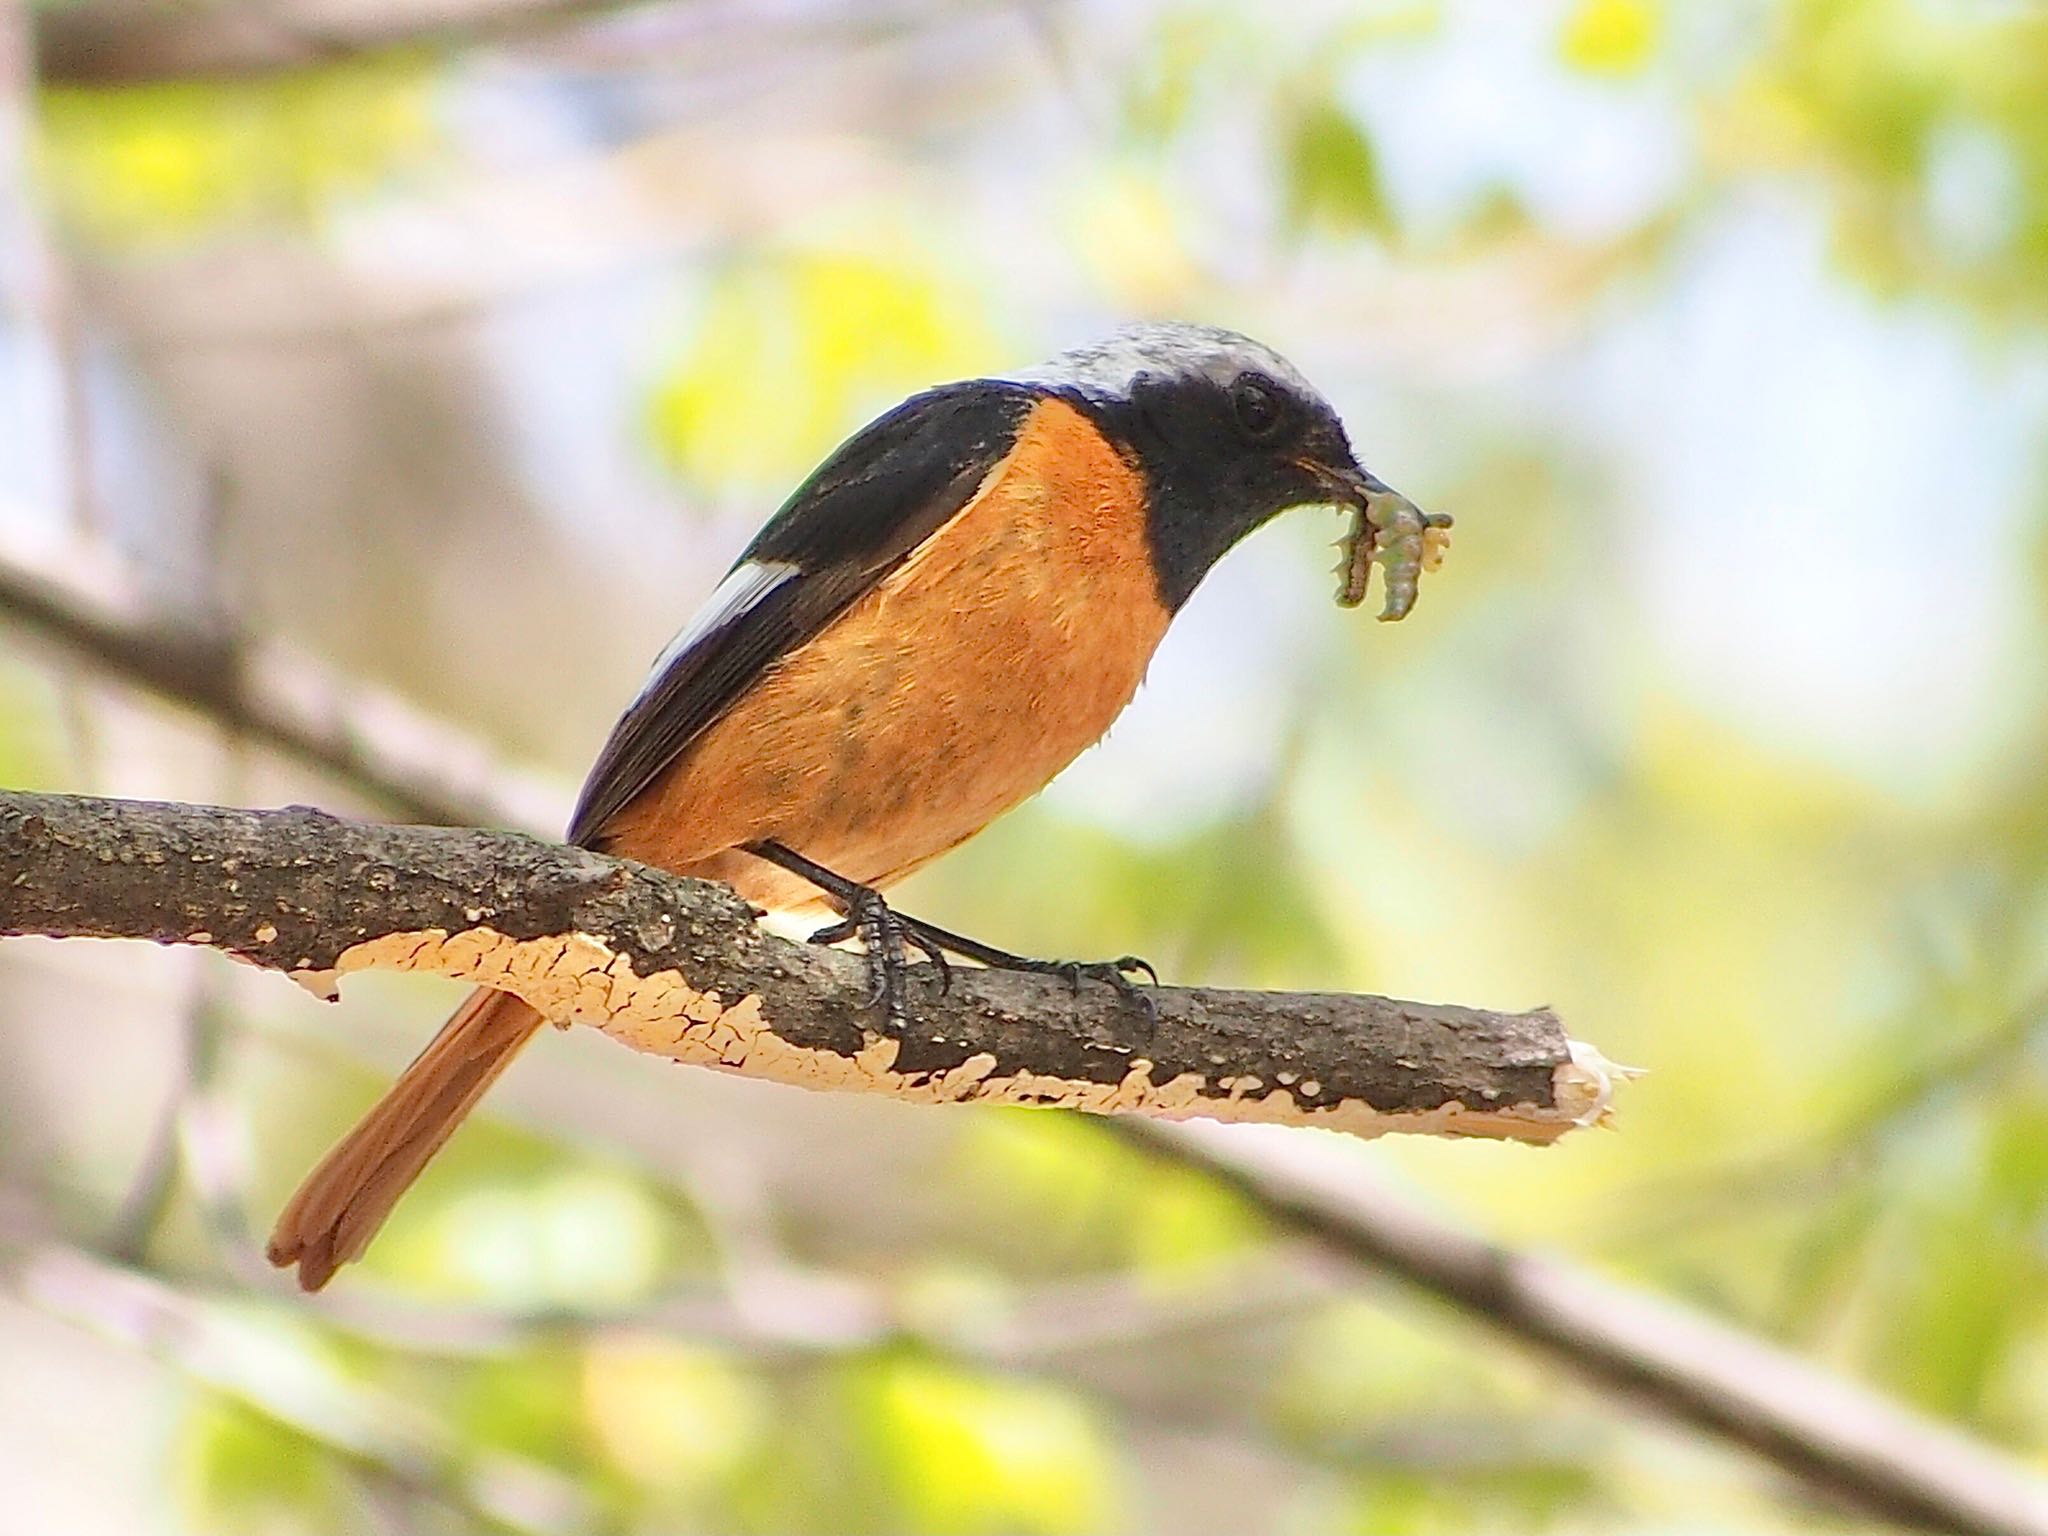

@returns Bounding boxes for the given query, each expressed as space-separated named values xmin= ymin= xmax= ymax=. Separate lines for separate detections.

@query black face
xmin=1069 ymin=368 xmax=1371 ymax=609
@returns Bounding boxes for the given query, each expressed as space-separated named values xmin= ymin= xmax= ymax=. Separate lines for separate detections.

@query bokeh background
xmin=5 ymin=0 xmax=2048 ymax=1530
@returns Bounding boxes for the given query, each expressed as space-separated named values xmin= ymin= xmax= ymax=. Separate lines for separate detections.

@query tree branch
xmin=0 ymin=532 xmax=561 ymax=830
xmin=33 ymin=0 xmax=657 ymax=86
xmin=0 ymin=1213 xmax=590 ymax=1535
xmin=12 ymin=538 xmax=2047 ymax=1534
xmin=0 ymin=789 xmax=1605 ymax=1141
xmin=1117 ymin=1119 xmax=2048 ymax=1536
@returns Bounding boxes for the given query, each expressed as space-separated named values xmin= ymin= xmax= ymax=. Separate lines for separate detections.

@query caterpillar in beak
xmin=1337 ymin=491 xmax=1453 ymax=621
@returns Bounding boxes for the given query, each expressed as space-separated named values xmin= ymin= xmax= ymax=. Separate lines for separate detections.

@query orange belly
xmin=602 ymin=396 xmax=1173 ymax=912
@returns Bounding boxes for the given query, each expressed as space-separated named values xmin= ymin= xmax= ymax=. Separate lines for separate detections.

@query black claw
xmin=855 ymin=893 xmax=900 ymax=1015
xmin=983 ymin=950 xmax=1161 ymax=1016
xmin=862 ymin=958 xmax=891 ymax=1012
xmin=1124 ymin=977 xmax=1160 ymax=1025
xmin=905 ymin=927 xmax=953 ymax=995
xmin=750 ymin=841 xmax=1157 ymax=1026
xmin=1067 ymin=956 xmax=1159 ymax=1021
xmin=808 ymin=916 xmax=858 ymax=947
xmin=1054 ymin=956 xmax=1158 ymax=1017
xmin=804 ymin=882 xmax=924 ymax=1027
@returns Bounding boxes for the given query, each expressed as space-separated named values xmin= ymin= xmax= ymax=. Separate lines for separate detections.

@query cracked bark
xmin=0 ymin=790 xmax=1606 ymax=1140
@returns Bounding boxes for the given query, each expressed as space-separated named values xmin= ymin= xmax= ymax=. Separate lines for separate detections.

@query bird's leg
xmin=879 ymin=913 xmax=1158 ymax=1011
xmin=745 ymin=841 xmax=1154 ymax=1021
xmin=745 ymin=841 xmax=948 ymax=1028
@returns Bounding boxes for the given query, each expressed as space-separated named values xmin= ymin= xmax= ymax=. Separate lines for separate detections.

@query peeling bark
xmin=0 ymin=791 xmax=1614 ymax=1141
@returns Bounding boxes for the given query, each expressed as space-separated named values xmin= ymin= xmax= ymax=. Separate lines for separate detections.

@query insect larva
xmin=1335 ymin=491 xmax=1453 ymax=621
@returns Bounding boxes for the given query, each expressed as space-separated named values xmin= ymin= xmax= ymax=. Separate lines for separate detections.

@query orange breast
xmin=603 ymin=396 xmax=1173 ymax=912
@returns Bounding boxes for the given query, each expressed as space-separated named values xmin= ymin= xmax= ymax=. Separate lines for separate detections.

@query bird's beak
xmin=1313 ymin=460 xmax=1396 ymax=503
xmin=1297 ymin=459 xmax=1453 ymax=622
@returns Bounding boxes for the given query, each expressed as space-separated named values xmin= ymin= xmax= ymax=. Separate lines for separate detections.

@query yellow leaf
xmin=847 ymin=1355 xmax=1121 ymax=1534
xmin=647 ymin=249 xmax=997 ymax=490
xmin=583 ymin=1337 xmax=767 ymax=1491
xmin=1061 ymin=169 xmax=1200 ymax=310
xmin=1560 ymin=0 xmax=1661 ymax=78
xmin=38 ymin=57 xmax=435 ymax=246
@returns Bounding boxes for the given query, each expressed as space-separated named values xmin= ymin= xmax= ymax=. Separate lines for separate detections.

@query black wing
xmin=566 ymin=379 xmax=1039 ymax=848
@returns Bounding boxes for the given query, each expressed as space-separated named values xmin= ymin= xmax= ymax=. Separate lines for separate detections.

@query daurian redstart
xmin=268 ymin=322 xmax=1446 ymax=1289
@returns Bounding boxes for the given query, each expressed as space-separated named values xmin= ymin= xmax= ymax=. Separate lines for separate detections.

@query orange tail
xmin=267 ymin=988 xmax=545 ymax=1290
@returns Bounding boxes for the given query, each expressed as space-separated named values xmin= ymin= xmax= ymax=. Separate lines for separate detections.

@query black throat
xmin=1051 ymin=378 xmax=1284 ymax=611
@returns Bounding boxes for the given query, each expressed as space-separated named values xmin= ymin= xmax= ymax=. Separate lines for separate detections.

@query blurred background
xmin=5 ymin=0 xmax=2048 ymax=1530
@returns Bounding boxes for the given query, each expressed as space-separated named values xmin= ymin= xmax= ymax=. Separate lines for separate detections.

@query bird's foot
xmin=806 ymin=885 xmax=951 ymax=1030
xmin=972 ymin=949 xmax=1159 ymax=1018
xmin=749 ymin=841 xmax=1157 ymax=1028
xmin=849 ymin=908 xmax=1159 ymax=1022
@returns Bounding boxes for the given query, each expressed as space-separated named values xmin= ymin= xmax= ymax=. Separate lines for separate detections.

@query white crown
xmin=1011 ymin=322 xmax=1322 ymax=405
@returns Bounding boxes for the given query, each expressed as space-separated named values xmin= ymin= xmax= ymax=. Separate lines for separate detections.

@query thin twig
xmin=35 ymin=0 xmax=656 ymax=84
xmin=0 ymin=533 xmax=563 ymax=831
xmin=1115 ymin=1118 xmax=2048 ymax=1536
xmin=0 ymin=1215 xmax=592 ymax=1536
xmin=1608 ymin=986 xmax=2048 ymax=1246
xmin=0 ymin=1184 xmax=1562 ymax=1489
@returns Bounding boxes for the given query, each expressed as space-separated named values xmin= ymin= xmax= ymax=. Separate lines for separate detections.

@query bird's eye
xmin=1231 ymin=375 xmax=1285 ymax=441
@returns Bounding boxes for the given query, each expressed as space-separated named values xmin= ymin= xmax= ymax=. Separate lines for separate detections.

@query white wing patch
xmin=633 ymin=559 xmax=799 ymax=705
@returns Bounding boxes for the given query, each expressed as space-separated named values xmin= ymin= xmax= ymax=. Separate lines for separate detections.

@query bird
xmin=266 ymin=321 xmax=1443 ymax=1290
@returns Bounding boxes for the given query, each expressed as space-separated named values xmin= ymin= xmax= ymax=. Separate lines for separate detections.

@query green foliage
xmin=949 ymin=1111 xmax=1264 ymax=1282
xmin=1832 ymin=1086 xmax=2048 ymax=1428
xmin=0 ymin=661 xmax=66 ymax=793
xmin=371 ymin=1161 xmax=676 ymax=1306
xmin=1328 ymin=1459 xmax=1602 ymax=1536
xmin=913 ymin=802 xmax=1347 ymax=990
xmin=264 ymin=1089 xmax=703 ymax=1307
xmin=1122 ymin=8 xmax=1246 ymax=151
xmin=1282 ymin=96 xmax=1392 ymax=237
xmin=645 ymin=249 xmax=1001 ymax=491
xmin=1558 ymin=0 xmax=1663 ymax=78
xmin=1724 ymin=0 xmax=2048 ymax=315
xmin=828 ymin=1350 xmax=1122 ymax=1536
xmin=38 ymin=57 xmax=438 ymax=246
xmin=175 ymin=1395 xmax=344 ymax=1533
xmin=450 ymin=1349 xmax=593 ymax=1472
xmin=1276 ymin=1300 xmax=1499 ymax=1440
xmin=581 ymin=1335 xmax=771 ymax=1501
xmin=25 ymin=1 xmax=2048 ymax=1532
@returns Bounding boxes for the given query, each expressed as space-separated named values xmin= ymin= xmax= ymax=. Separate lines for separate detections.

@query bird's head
xmin=1018 ymin=322 xmax=1449 ymax=617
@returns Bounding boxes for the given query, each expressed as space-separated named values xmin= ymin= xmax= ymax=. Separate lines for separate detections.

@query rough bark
xmin=0 ymin=790 xmax=1609 ymax=1141
xmin=12 ymin=553 xmax=2048 ymax=1535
